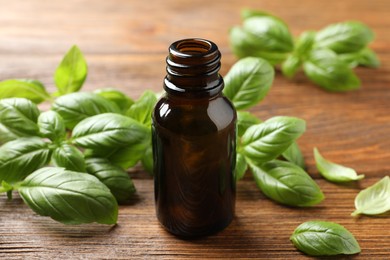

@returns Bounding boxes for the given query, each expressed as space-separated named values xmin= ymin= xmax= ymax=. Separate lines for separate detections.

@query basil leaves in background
xmin=290 ymin=221 xmax=361 ymax=256
xmin=230 ymin=8 xmax=380 ymax=91
xmin=0 ymin=79 xmax=50 ymax=103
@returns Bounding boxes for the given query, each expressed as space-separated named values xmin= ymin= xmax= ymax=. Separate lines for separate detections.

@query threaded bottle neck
xmin=164 ymin=38 xmax=223 ymax=98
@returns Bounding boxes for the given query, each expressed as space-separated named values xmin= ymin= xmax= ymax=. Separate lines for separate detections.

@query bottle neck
xmin=164 ymin=38 xmax=224 ymax=98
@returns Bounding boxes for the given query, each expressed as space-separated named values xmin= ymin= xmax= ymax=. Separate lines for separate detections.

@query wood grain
xmin=1 ymin=0 xmax=390 ymax=259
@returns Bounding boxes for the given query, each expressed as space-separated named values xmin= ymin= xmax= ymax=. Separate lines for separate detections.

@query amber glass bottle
xmin=152 ymin=38 xmax=237 ymax=237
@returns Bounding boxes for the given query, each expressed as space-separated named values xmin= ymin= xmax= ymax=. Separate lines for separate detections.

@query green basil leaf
xmin=0 ymin=125 xmax=18 ymax=144
xmin=314 ymin=21 xmax=374 ymax=54
xmin=314 ymin=147 xmax=364 ymax=182
xmin=38 ymin=111 xmax=66 ymax=142
xmin=223 ymin=57 xmax=274 ymax=110
xmin=0 ymin=98 xmax=40 ymax=137
xmin=52 ymin=144 xmax=85 ymax=172
xmin=106 ymin=141 xmax=150 ymax=169
xmin=241 ymin=116 xmax=306 ymax=165
xmin=237 ymin=111 xmax=262 ymax=137
xmin=281 ymin=55 xmax=301 ymax=78
xmin=0 ymin=79 xmax=50 ymax=104
xmin=18 ymin=167 xmax=118 ymax=225
xmin=125 ymin=90 xmax=157 ymax=126
xmin=294 ymin=31 xmax=316 ymax=57
xmin=85 ymin=158 xmax=136 ymax=203
xmin=72 ymin=113 xmax=149 ymax=152
xmin=141 ymin=145 xmax=154 ymax=175
xmin=339 ymin=48 xmax=380 ymax=68
xmin=54 ymin=45 xmax=88 ymax=94
xmin=282 ymin=142 xmax=305 ymax=168
xmin=303 ymin=49 xmax=361 ymax=91
xmin=290 ymin=221 xmax=361 ymax=256
xmin=0 ymin=137 xmax=51 ymax=183
xmin=250 ymin=160 xmax=324 ymax=206
xmin=235 ymin=152 xmax=248 ymax=181
xmin=352 ymin=176 xmax=390 ymax=216
xmin=52 ymin=92 xmax=120 ymax=129
xmin=94 ymin=88 xmax=134 ymax=112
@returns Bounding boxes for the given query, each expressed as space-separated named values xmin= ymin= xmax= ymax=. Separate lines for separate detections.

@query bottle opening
xmin=175 ymin=39 xmax=212 ymax=55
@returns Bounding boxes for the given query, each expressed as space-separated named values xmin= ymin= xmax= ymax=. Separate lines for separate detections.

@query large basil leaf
xmin=72 ymin=113 xmax=150 ymax=152
xmin=235 ymin=152 xmax=248 ymax=181
xmin=52 ymin=92 xmax=120 ymax=129
xmin=0 ymin=79 xmax=50 ymax=104
xmin=314 ymin=147 xmax=364 ymax=182
xmin=0 ymin=98 xmax=40 ymax=138
xmin=86 ymin=158 xmax=136 ymax=203
xmin=290 ymin=221 xmax=361 ymax=256
xmin=314 ymin=21 xmax=374 ymax=54
xmin=338 ymin=47 xmax=380 ymax=68
xmin=125 ymin=90 xmax=157 ymax=126
xmin=241 ymin=116 xmax=306 ymax=165
xmin=250 ymin=160 xmax=324 ymax=207
xmin=303 ymin=49 xmax=360 ymax=91
xmin=282 ymin=142 xmax=305 ymax=169
xmin=52 ymin=144 xmax=85 ymax=172
xmin=0 ymin=137 xmax=51 ymax=183
xmin=352 ymin=176 xmax=390 ymax=216
xmin=237 ymin=111 xmax=262 ymax=137
xmin=223 ymin=57 xmax=274 ymax=110
xmin=38 ymin=111 xmax=66 ymax=142
xmin=54 ymin=45 xmax=88 ymax=94
xmin=94 ymin=88 xmax=134 ymax=113
xmin=17 ymin=167 xmax=118 ymax=225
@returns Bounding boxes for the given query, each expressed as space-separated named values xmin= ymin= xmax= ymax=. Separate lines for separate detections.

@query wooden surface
xmin=1 ymin=0 xmax=390 ymax=259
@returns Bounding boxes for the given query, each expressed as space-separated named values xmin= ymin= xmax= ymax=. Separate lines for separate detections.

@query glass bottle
xmin=152 ymin=38 xmax=236 ymax=237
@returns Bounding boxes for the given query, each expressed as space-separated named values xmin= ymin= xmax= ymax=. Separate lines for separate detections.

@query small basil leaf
xmin=18 ymin=167 xmax=118 ymax=225
xmin=314 ymin=21 xmax=374 ymax=54
xmin=0 ymin=98 xmax=40 ymax=137
xmin=86 ymin=158 xmax=136 ymax=203
xmin=281 ymin=55 xmax=301 ymax=78
xmin=94 ymin=88 xmax=134 ymax=113
xmin=235 ymin=152 xmax=248 ymax=181
xmin=303 ymin=49 xmax=361 ymax=91
xmin=38 ymin=111 xmax=66 ymax=142
xmin=125 ymin=90 xmax=157 ymax=126
xmin=0 ymin=79 xmax=50 ymax=104
xmin=314 ymin=147 xmax=364 ymax=182
xmin=141 ymin=145 xmax=154 ymax=175
xmin=52 ymin=144 xmax=85 ymax=172
xmin=282 ymin=142 xmax=305 ymax=169
xmin=250 ymin=160 xmax=324 ymax=207
xmin=72 ymin=113 xmax=149 ymax=152
xmin=339 ymin=48 xmax=380 ymax=68
xmin=237 ymin=111 xmax=262 ymax=137
xmin=52 ymin=92 xmax=120 ymax=129
xmin=294 ymin=31 xmax=316 ymax=57
xmin=0 ymin=137 xmax=51 ymax=183
xmin=241 ymin=116 xmax=306 ymax=165
xmin=54 ymin=45 xmax=88 ymax=94
xmin=106 ymin=141 xmax=150 ymax=169
xmin=223 ymin=57 xmax=274 ymax=110
xmin=290 ymin=221 xmax=361 ymax=256
xmin=352 ymin=176 xmax=390 ymax=216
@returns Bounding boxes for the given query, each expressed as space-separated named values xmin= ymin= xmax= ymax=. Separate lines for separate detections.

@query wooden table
xmin=1 ymin=0 xmax=389 ymax=258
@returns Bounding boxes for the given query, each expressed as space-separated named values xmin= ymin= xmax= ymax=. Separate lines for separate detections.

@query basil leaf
xmin=0 ymin=79 xmax=50 ymax=104
xmin=141 ymin=145 xmax=154 ymax=175
xmin=294 ymin=31 xmax=316 ymax=57
xmin=54 ymin=45 xmax=88 ymax=94
xmin=94 ymin=88 xmax=134 ymax=113
xmin=250 ymin=160 xmax=324 ymax=207
xmin=241 ymin=116 xmax=306 ymax=165
xmin=0 ymin=137 xmax=51 ymax=183
xmin=52 ymin=92 xmax=120 ymax=129
xmin=223 ymin=57 xmax=274 ymax=110
xmin=303 ymin=49 xmax=361 ymax=91
xmin=235 ymin=152 xmax=248 ymax=181
xmin=0 ymin=125 xmax=18 ymax=144
xmin=72 ymin=113 xmax=149 ymax=151
xmin=314 ymin=21 xmax=374 ymax=54
xmin=290 ymin=221 xmax=361 ymax=256
xmin=352 ymin=176 xmax=390 ymax=216
xmin=241 ymin=9 xmax=286 ymax=24
xmin=86 ymin=158 xmax=136 ymax=203
xmin=125 ymin=90 xmax=157 ymax=126
xmin=17 ymin=167 xmax=118 ymax=225
xmin=38 ymin=111 xmax=66 ymax=142
xmin=339 ymin=48 xmax=380 ymax=68
xmin=282 ymin=142 xmax=305 ymax=169
xmin=0 ymin=98 xmax=40 ymax=137
xmin=105 ymin=141 xmax=150 ymax=169
xmin=237 ymin=111 xmax=261 ymax=137
xmin=52 ymin=144 xmax=85 ymax=172
xmin=281 ymin=55 xmax=301 ymax=78
xmin=314 ymin=147 xmax=364 ymax=182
